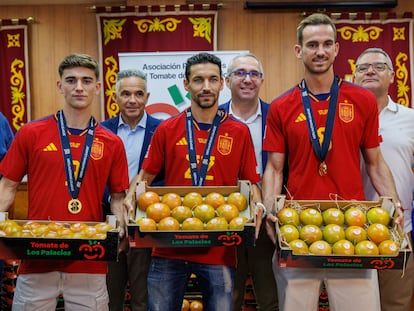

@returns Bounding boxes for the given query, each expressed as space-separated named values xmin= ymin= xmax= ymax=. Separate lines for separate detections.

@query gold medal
xmin=319 ymin=162 xmax=328 ymax=176
xmin=68 ymin=198 xmax=82 ymax=214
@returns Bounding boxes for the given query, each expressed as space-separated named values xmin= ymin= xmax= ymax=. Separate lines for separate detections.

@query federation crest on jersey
xmin=339 ymin=102 xmax=354 ymax=123
xmin=91 ymin=140 xmax=104 ymax=160
xmin=217 ymin=134 xmax=233 ymax=155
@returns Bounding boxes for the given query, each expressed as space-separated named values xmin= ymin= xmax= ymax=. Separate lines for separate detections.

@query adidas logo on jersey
xmin=43 ymin=142 xmax=58 ymax=151
xmin=176 ymin=137 xmax=188 ymax=145
xmin=295 ymin=113 xmax=306 ymax=123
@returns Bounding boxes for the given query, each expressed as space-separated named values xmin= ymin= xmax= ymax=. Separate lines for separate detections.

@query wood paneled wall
xmin=0 ymin=0 xmax=412 ymax=121
xmin=0 ymin=0 xmax=412 ymax=218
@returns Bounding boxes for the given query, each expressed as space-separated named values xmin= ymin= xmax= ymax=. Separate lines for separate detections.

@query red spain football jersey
xmin=142 ymin=110 xmax=260 ymax=266
xmin=0 ymin=113 xmax=129 ymax=274
xmin=143 ymin=112 xmax=260 ymax=186
xmin=263 ymin=80 xmax=380 ymax=201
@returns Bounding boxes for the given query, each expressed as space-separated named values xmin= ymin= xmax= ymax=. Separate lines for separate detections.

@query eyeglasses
xmin=355 ymin=62 xmax=389 ymax=73
xmin=230 ymin=70 xmax=263 ymax=80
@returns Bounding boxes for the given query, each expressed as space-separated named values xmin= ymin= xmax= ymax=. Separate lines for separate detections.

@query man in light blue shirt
xmin=117 ymin=107 xmax=146 ymax=182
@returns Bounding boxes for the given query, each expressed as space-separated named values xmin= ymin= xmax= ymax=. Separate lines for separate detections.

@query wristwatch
xmin=254 ymin=202 xmax=267 ymax=219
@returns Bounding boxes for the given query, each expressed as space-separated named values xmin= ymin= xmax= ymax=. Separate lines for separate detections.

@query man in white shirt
xmin=354 ymin=47 xmax=414 ymax=311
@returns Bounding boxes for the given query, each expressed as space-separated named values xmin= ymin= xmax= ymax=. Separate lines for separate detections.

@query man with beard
xmin=102 ymin=69 xmax=163 ymax=311
xmin=262 ymin=14 xmax=402 ymax=311
xmin=125 ymin=52 xmax=263 ymax=311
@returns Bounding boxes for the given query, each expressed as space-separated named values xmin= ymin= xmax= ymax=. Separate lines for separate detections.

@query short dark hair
xmin=58 ymin=53 xmax=99 ymax=78
xmin=185 ymin=52 xmax=222 ymax=80
xmin=297 ymin=13 xmax=337 ymax=46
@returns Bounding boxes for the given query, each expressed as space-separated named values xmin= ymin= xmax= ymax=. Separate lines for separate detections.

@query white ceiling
xmin=0 ymin=0 xmax=125 ymax=5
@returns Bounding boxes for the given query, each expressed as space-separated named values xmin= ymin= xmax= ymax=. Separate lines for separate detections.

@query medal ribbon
xmin=57 ymin=110 xmax=96 ymax=200
xmin=185 ymin=108 xmax=224 ymax=186
xmin=300 ymin=76 xmax=339 ymax=164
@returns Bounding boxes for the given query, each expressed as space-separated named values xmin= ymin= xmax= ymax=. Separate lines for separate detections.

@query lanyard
xmin=185 ymin=108 xmax=224 ymax=186
xmin=300 ymin=76 xmax=339 ymax=164
xmin=57 ymin=110 xmax=96 ymax=200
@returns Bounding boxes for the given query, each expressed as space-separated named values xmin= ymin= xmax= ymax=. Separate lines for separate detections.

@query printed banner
xmin=333 ymin=13 xmax=413 ymax=107
xmin=0 ymin=22 xmax=31 ymax=133
xmin=96 ymin=5 xmax=218 ymax=119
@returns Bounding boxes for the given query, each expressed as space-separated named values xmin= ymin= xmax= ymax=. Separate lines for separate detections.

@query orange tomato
xmin=181 ymin=299 xmax=190 ymax=311
xmin=216 ymin=204 xmax=239 ymax=223
xmin=205 ymin=192 xmax=225 ymax=209
xmin=137 ymin=191 xmax=160 ymax=211
xmin=146 ymin=203 xmax=171 ymax=223
xmin=161 ymin=192 xmax=182 ymax=209
xmin=136 ymin=217 xmax=157 ymax=231
xmin=190 ymin=300 xmax=203 ymax=311
xmin=182 ymin=192 xmax=203 ymax=209
xmin=226 ymin=192 xmax=247 ymax=211
xmin=157 ymin=217 xmax=180 ymax=231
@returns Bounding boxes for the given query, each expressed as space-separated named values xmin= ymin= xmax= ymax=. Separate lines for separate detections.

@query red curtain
xmin=0 ymin=20 xmax=31 ymax=133
xmin=333 ymin=12 xmax=413 ymax=108
xmin=96 ymin=5 xmax=218 ymax=119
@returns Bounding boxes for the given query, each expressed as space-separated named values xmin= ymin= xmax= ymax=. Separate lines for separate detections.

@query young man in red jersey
xmin=262 ymin=14 xmax=402 ymax=311
xmin=125 ymin=52 xmax=263 ymax=311
xmin=0 ymin=54 xmax=129 ymax=311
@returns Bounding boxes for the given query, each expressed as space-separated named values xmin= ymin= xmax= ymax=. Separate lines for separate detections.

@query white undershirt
xmin=228 ymin=101 xmax=263 ymax=177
